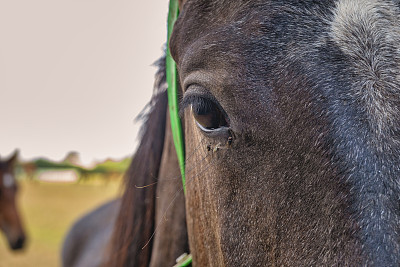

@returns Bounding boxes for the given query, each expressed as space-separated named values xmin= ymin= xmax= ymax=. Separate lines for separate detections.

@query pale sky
xmin=0 ymin=0 xmax=168 ymax=165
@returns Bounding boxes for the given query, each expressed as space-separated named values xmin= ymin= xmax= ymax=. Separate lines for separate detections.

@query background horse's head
xmin=0 ymin=151 xmax=26 ymax=250
xmin=170 ymin=0 xmax=400 ymax=265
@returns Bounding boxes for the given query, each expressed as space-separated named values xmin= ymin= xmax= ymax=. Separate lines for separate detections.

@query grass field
xmin=0 ymin=179 xmax=121 ymax=267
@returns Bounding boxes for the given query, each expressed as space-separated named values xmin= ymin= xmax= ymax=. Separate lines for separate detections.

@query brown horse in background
xmin=0 ymin=151 xmax=26 ymax=250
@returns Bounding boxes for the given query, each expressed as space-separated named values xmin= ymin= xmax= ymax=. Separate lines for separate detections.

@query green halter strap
xmin=167 ymin=1 xmax=193 ymax=266
xmin=167 ymin=0 xmax=186 ymax=194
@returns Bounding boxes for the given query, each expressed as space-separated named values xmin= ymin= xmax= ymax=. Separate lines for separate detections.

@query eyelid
xmin=182 ymin=71 xmax=212 ymax=92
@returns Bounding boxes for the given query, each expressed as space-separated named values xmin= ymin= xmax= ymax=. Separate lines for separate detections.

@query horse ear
xmin=7 ymin=150 xmax=19 ymax=166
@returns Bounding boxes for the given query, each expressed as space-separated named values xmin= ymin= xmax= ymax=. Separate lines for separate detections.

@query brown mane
xmin=107 ymin=58 xmax=168 ymax=266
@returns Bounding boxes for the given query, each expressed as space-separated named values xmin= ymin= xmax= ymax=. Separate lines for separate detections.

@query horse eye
xmin=191 ymin=98 xmax=228 ymax=131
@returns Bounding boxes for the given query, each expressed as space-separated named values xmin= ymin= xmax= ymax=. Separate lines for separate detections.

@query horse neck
xmin=149 ymin=109 xmax=189 ymax=267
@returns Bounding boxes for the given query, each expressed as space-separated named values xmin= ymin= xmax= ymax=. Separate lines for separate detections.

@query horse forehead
xmin=330 ymin=0 xmax=400 ymax=135
xmin=0 ymin=163 xmax=15 ymax=187
xmin=174 ymin=1 xmax=328 ymax=44
xmin=173 ymin=1 xmax=335 ymax=80
xmin=2 ymin=173 xmax=16 ymax=188
xmin=175 ymin=0 xmax=400 ymax=89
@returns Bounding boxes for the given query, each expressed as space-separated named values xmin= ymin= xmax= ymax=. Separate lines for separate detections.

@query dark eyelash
xmin=179 ymin=95 xmax=215 ymax=117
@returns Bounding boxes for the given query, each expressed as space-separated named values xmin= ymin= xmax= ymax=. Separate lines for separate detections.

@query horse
xmin=0 ymin=150 xmax=26 ymax=250
xmin=61 ymin=198 xmax=121 ymax=267
xmin=68 ymin=0 xmax=400 ymax=266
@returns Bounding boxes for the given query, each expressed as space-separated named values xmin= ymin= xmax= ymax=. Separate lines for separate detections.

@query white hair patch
xmin=3 ymin=173 xmax=15 ymax=188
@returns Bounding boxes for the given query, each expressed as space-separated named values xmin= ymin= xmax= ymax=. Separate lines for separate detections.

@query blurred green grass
xmin=0 ymin=179 xmax=121 ymax=267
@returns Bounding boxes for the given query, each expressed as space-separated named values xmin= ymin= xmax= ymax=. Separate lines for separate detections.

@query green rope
xmin=173 ymin=253 xmax=193 ymax=267
xmin=167 ymin=2 xmax=192 ymax=266
xmin=179 ymin=255 xmax=193 ymax=267
xmin=166 ymin=0 xmax=186 ymax=194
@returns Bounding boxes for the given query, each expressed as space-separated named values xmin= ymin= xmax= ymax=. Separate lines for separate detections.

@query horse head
xmin=169 ymin=0 xmax=400 ymax=265
xmin=0 ymin=150 xmax=26 ymax=250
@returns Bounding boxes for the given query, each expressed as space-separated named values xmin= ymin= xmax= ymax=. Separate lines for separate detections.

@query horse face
xmin=171 ymin=0 xmax=400 ymax=265
xmin=0 ymin=152 xmax=26 ymax=250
